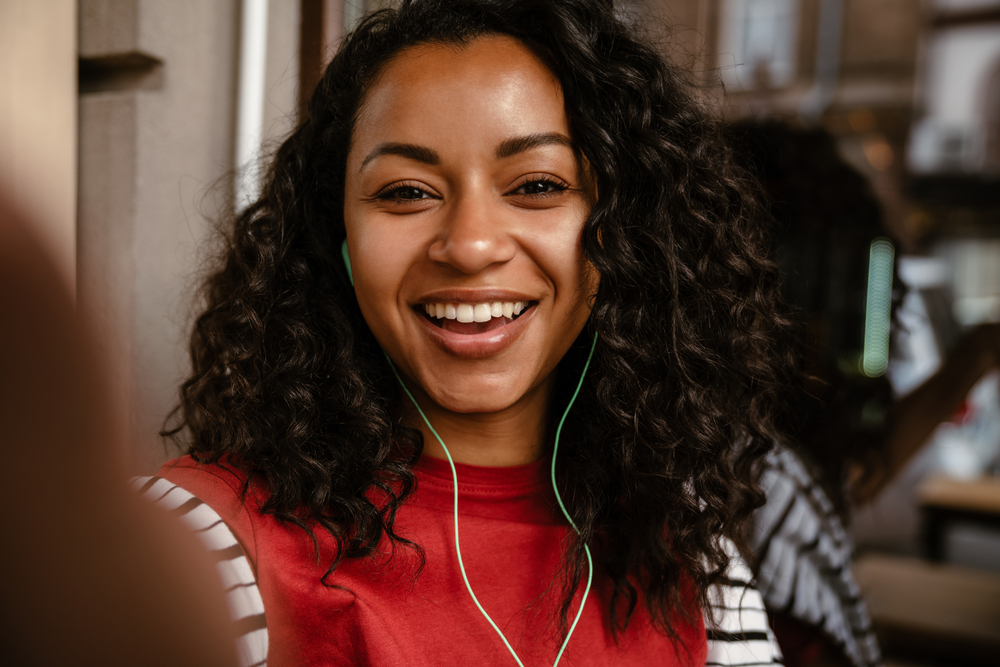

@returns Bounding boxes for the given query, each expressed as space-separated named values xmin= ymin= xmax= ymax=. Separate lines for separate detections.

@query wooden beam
xmin=298 ymin=0 xmax=344 ymax=122
xmin=931 ymin=7 xmax=1000 ymax=29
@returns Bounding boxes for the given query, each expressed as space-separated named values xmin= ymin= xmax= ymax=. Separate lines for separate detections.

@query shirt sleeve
xmin=132 ymin=475 xmax=269 ymax=667
xmin=750 ymin=446 xmax=882 ymax=667
xmin=705 ymin=538 xmax=784 ymax=667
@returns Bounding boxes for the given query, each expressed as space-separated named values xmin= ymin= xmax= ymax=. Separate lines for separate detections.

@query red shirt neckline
xmin=411 ymin=454 xmax=560 ymax=524
xmin=414 ymin=453 xmax=549 ymax=488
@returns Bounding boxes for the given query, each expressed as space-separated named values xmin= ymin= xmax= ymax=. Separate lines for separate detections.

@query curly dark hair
xmin=165 ymin=0 xmax=797 ymax=642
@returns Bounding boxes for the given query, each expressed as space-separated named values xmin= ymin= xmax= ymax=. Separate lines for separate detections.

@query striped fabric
xmin=705 ymin=539 xmax=784 ymax=667
xmin=134 ymin=476 xmax=782 ymax=667
xmin=751 ymin=445 xmax=881 ymax=667
xmin=131 ymin=476 xmax=268 ymax=667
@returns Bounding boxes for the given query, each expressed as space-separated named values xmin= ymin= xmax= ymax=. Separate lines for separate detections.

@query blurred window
xmin=345 ymin=0 xmax=369 ymax=32
xmin=719 ymin=0 xmax=799 ymax=89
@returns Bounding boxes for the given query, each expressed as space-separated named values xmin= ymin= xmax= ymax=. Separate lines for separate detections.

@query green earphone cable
xmin=343 ymin=239 xmax=595 ymax=666
xmin=549 ymin=332 xmax=597 ymax=666
xmin=384 ymin=341 xmax=595 ymax=667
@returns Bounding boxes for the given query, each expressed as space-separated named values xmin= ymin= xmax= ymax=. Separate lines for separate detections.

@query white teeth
xmin=472 ymin=303 xmax=491 ymax=322
xmin=423 ymin=301 xmax=528 ymax=322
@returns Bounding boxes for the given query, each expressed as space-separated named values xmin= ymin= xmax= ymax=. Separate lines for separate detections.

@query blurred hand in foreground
xmin=0 ymin=188 xmax=238 ymax=666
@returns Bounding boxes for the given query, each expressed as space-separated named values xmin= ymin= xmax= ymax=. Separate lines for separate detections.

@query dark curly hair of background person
xmin=726 ymin=119 xmax=903 ymax=514
xmin=163 ymin=0 xmax=799 ymax=641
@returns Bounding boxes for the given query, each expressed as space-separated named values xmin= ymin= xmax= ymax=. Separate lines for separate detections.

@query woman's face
xmin=343 ymin=36 xmax=596 ymax=416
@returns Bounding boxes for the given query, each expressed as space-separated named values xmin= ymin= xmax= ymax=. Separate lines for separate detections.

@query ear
xmin=341 ymin=239 xmax=354 ymax=286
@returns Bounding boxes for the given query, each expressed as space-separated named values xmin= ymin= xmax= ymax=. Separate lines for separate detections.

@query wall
xmin=0 ymin=0 xmax=77 ymax=288
xmin=78 ymin=0 xmax=300 ymax=474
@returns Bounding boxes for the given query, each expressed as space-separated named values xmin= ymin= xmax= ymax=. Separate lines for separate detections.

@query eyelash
xmin=371 ymin=175 xmax=571 ymax=203
xmin=372 ymin=181 xmax=433 ymax=202
xmin=507 ymin=175 xmax=570 ymax=198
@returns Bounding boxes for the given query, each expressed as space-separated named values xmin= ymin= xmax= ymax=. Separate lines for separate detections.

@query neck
xmin=401 ymin=379 xmax=553 ymax=468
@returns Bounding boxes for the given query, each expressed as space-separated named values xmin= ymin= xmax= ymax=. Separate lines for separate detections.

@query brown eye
xmin=510 ymin=178 xmax=568 ymax=197
xmin=382 ymin=186 xmax=430 ymax=201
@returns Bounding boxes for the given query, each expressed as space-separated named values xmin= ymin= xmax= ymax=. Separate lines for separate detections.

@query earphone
xmin=341 ymin=238 xmax=595 ymax=666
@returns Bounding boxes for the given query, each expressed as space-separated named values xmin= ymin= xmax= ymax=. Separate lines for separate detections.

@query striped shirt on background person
xmin=705 ymin=539 xmax=784 ymax=667
xmin=134 ymin=476 xmax=782 ymax=667
xmin=751 ymin=445 xmax=882 ymax=667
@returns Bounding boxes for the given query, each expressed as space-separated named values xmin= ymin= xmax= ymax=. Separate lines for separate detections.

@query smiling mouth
xmin=417 ymin=300 xmax=535 ymax=335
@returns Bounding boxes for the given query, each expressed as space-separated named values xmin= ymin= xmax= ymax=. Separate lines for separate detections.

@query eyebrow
xmin=360 ymin=143 xmax=440 ymax=170
xmin=359 ymin=132 xmax=574 ymax=171
xmin=495 ymin=133 xmax=573 ymax=159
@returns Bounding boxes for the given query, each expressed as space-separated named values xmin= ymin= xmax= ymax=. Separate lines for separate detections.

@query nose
xmin=427 ymin=190 xmax=516 ymax=274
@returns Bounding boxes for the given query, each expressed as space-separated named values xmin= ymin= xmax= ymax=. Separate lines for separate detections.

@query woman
xmin=145 ymin=1 xmax=795 ymax=665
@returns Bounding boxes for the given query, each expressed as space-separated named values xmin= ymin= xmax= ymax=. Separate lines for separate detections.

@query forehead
xmin=350 ymin=36 xmax=569 ymax=159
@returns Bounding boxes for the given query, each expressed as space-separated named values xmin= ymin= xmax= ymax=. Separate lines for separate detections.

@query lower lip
xmin=416 ymin=306 xmax=536 ymax=359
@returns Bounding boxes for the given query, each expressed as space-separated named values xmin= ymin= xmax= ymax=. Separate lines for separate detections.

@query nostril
xmin=427 ymin=229 xmax=518 ymax=274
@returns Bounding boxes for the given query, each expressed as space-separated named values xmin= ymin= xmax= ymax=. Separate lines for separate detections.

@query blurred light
xmin=863 ymin=238 xmax=895 ymax=377
xmin=944 ymin=239 xmax=1000 ymax=325
xmin=863 ymin=135 xmax=895 ymax=171
xmin=954 ymin=296 xmax=1000 ymax=325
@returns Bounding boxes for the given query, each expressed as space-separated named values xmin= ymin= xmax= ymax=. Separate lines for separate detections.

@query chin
xmin=426 ymin=377 xmax=527 ymax=415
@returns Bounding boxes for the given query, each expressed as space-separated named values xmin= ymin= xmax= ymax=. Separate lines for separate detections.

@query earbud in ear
xmin=341 ymin=239 xmax=354 ymax=286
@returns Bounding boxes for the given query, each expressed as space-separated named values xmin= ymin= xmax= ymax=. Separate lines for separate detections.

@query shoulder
xmin=751 ymin=442 xmax=853 ymax=604
xmin=752 ymin=443 xmax=845 ymax=550
xmin=136 ymin=455 xmax=264 ymax=564
xmin=750 ymin=444 xmax=882 ymax=667
xmin=146 ymin=455 xmax=344 ymax=583
xmin=144 ymin=456 xmax=269 ymax=567
xmin=157 ymin=455 xmax=258 ymax=512
xmin=704 ymin=537 xmax=784 ymax=667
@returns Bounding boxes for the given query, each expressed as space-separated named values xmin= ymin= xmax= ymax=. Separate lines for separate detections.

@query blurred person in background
xmin=0 ymin=186 xmax=238 ymax=666
xmin=728 ymin=120 xmax=1000 ymax=667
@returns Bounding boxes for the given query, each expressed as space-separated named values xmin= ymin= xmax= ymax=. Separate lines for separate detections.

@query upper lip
xmin=414 ymin=288 xmax=537 ymax=304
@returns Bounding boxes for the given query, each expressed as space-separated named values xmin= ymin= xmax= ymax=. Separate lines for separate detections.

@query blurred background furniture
xmin=855 ymin=554 xmax=1000 ymax=666
xmin=919 ymin=475 xmax=1000 ymax=562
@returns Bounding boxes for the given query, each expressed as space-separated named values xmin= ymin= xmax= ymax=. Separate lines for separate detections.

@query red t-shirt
xmin=160 ymin=455 xmax=706 ymax=666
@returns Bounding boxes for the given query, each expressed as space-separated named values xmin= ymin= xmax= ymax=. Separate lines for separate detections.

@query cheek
xmin=352 ymin=235 xmax=413 ymax=328
xmin=539 ymin=217 xmax=594 ymax=314
xmin=344 ymin=209 xmax=412 ymax=341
